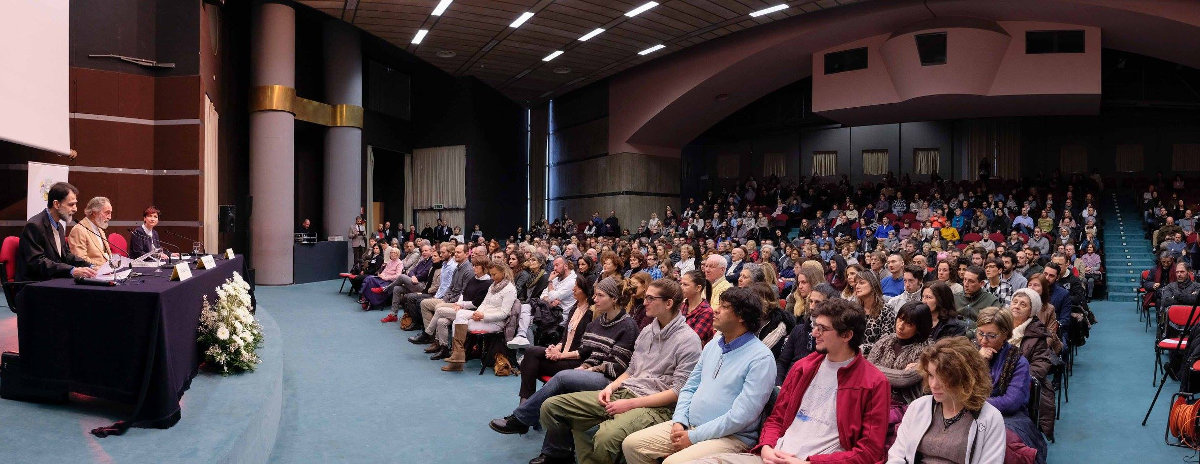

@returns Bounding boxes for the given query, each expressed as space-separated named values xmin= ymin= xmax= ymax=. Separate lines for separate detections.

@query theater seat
xmin=107 ymin=233 xmax=128 ymax=257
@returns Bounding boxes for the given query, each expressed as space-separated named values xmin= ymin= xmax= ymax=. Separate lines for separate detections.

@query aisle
xmin=261 ymin=280 xmax=542 ymax=464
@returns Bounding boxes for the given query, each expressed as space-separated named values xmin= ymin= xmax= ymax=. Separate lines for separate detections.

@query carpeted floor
xmin=259 ymin=280 xmax=1198 ymax=464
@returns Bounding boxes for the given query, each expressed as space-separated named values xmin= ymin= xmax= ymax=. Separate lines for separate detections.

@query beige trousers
xmin=622 ymin=420 xmax=750 ymax=464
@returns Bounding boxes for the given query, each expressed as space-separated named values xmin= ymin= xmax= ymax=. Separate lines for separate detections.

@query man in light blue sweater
xmin=622 ymin=287 xmax=777 ymax=464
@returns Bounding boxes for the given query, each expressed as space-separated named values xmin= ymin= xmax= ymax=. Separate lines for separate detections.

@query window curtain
xmin=913 ymin=148 xmax=940 ymax=175
xmin=763 ymin=152 xmax=786 ymax=178
xmin=1174 ymin=144 xmax=1200 ymax=172
xmin=412 ymin=145 xmax=466 ymax=230
xmin=862 ymin=149 xmax=888 ymax=176
xmin=1114 ymin=144 xmax=1143 ymax=172
xmin=416 ymin=210 xmax=466 ymax=234
xmin=812 ymin=151 xmax=837 ymax=177
xmin=962 ymin=118 xmax=1020 ymax=179
xmin=1059 ymin=144 xmax=1088 ymax=173
xmin=202 ymin=96 xmax=218 ymax=252
xmin=717 ymin=153 xmax=740 ymax=178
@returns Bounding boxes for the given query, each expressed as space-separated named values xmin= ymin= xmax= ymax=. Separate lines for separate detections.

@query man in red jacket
xmin=690 ymin=298 xmax=889 ymax=464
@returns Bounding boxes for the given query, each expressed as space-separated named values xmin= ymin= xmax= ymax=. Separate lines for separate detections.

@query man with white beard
xmin=68 ymin=196 xmax=116 ymax=266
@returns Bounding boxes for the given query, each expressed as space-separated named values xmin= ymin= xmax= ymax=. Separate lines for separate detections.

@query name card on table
xmin=225 ymin=248 xmax=235 ymax=259
xmin=170 ymin=262 xmax=193 ymax=281
xmin=197 ymin=255 xmax=217 ymax=269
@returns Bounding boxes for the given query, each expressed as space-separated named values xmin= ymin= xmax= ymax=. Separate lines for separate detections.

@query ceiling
xmin=299 ymin=0 xmax=870 ymax=104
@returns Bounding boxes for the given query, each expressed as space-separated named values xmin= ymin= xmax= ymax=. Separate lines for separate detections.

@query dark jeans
xmin=511 ymin=368 xmax=608 ymax=429
xmin=519 ymin=346 xmax=584 ymax=399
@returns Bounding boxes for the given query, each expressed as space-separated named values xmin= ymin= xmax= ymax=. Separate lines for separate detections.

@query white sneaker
xmin=507 ymin=335 xmax=531 ymax=349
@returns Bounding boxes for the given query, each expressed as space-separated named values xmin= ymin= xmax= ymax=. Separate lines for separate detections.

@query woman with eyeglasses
xmin=975 ymin=306 xmax=1047 ymax=463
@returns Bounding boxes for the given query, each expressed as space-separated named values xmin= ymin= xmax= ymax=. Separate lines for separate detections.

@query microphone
xmin=75 ymin=276 xmax=116 ymax=287
xmin=129 ymin=227 xmax=181 ymax=265
xmin=81 ymin=221 xmax=130 ymax=257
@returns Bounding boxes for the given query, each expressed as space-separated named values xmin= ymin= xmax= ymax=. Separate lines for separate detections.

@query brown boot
xmin=423 ymin=342 xmax=441 ymax=353
xmin=442 ymin=323 xmax=467 ymax=372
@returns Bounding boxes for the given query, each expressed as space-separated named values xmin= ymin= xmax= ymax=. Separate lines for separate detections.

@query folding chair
xmin=1144 ymin=305 xmax=1200 ymax=425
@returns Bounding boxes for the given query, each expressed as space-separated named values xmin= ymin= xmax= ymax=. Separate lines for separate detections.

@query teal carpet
xmin=258 ymin=280 xmax=1197 ymax=463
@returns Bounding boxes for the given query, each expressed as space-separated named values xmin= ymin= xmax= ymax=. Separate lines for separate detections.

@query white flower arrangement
xmin=197 ymin=272 xmax=263 ymax=375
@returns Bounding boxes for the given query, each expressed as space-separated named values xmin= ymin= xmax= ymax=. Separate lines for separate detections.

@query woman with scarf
xmin=976 ymin=306 xmax=1047 ymax=463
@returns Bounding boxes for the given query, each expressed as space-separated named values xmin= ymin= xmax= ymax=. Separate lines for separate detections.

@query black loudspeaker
xmin=0 ymin=352 xmax=68 ymax=404
xmin=220 ymin=205 xmax=237 ymax=233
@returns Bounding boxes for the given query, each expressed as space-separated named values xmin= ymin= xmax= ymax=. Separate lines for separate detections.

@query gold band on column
xmin=250 ymin=85 xmax=363 ymax=128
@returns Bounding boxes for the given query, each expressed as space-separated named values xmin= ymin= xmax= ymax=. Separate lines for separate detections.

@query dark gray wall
xmin=70 ymin=0 xmax=200 ymax=76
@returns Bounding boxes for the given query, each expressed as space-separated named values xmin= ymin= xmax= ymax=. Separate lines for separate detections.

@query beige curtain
xmin=1060 ymin=144 xmax=1088 ymax=173
xmin=1115 ymin=144 xmax=1143 ymax=172
xmin=202 ymin=95 xmax=218 ymax=253
xmin=412 ymin=145 xmax=467 ymax=232
xmin=1174 ymin=144 xmax=1200 ymax=172
xmin=717 ymin=153 xmax=740 ymax=178
xmin=962 ymin=118 xmax=1020 ymax=179
xmin=862 ymin=149 xmax=888 ymax=176
xmin=812 ymin=151 xmax=837 ymax=177
xmin=913 ymin=148 xmax=939 ymax=175
xmin=415 ymin=210 xmax=466 ymax=234
xmin=762 ymin=152 xmax=786 ymax=178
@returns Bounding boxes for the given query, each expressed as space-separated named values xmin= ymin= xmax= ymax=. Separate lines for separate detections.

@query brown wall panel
xmin=72 ymin=119 xmax=150 ymax=170
xmin=116 ymin=72 xmax=157 ymax=120
xmin=154 ymin=125 xmax=202 ymax=170
xmin=71 ymin=68 xmax=121 ymax=116
xmin=66 ymin=171 xmax=156 ymax=222
xmin=156 ymin=76 xmax=201 ymax=120
xmin=153 ymin=175 xmax=201 ymax=220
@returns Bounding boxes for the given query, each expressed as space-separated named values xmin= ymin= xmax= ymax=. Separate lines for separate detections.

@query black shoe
xmin=489 ymin=415 xmax=529 ymax=435
xmin=529 ymin=454 xmax=572 ymax=464
xmin=429 ymin=347 xmax=451 ymax=360
xmin=408 ymin=332 xmax=433 ymax=344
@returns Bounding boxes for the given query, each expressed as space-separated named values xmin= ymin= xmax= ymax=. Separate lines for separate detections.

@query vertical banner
xmin=27 ymin=161 xmax=70 ymax=219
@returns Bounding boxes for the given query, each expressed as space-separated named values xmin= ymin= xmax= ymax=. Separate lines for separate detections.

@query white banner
xmin=27 ymin=161 xmax=70 ymax=219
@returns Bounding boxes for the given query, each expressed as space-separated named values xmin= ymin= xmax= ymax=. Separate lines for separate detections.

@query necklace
xmin=942 ymin=407 xmax=967 ymax=429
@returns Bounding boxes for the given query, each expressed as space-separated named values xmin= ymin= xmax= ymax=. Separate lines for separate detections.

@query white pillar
xmin=249 ymin=2 xmax=295 ymax=285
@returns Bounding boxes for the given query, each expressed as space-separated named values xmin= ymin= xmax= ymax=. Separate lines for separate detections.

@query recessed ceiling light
xmin=411 ymin=29 xmax=428 ymax=44
xmin=431 ymin=0 xmax=453 ymax=16
xmin=625 ymin=2 xmax=658 ymax=17
xmin=436 ymin=50 xmax=456 ymax=58
xmin=542 ymin=50 xmax=563 ymax=61
xmin=638 ymin=44 xmax=665 ymax=55
xmin=578 ymin=28 xmax=605 ymax=41
xmin=509 ymin=12 xmax=534 ymax=28
xmin=553 ymin=66 xmax=571 ymax=74
xmin=749 ymin=4 xmax=788 ymax=17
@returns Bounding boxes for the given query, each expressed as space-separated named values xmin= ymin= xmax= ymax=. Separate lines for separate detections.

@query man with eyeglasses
xmin=982 ymin=257 xmax=1014 ymax=307
xmin=622 ymin=287 xmax=776 ymax=464
xmin=688 ymin=298 xmax=889 ymax=464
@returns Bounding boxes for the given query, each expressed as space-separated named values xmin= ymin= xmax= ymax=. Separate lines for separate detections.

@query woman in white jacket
xmin=443 ymin=260 xmax=518 ymax=372
xmin=888 ymin=337 xmax=1006 ymax=464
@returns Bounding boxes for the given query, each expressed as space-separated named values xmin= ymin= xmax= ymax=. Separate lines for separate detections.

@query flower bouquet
xmin=197 ymin=272 xmax=264 ymax=375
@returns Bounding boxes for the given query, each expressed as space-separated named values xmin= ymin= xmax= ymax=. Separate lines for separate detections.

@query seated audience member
xmin=441 ymin=260 xmax=518 ymax=372
xmin=1141 ymin=252 xmax=1175 ymax=309
xmin=1009 ymin=288 xmax=1059 ymax=439
xmin=688 ymin=298 xmax=890 ymax=464
xmin=954 ymin=265 xmax=999 ymax=328
xmin=1156 ymin=261 xmax=1200 ymax=309
xmin=975 ymin=307 xmax=1047 ymax=463
xmin=879 ymin=253 xmax=906 ymax=298
xmin=866 ymin=301 xmax=933 ymax=404
xmin=380 ymin=244 xmax=435 ymax=324
xmin=538 ymin=279 xmax=702 ymax=464
xmin=887 ymin=337 xmax=1006 ymax=464
xmin=17 ymin=182 xmax=97 ymax=281
xmin=424 ymin=254 xmax=492 ymax=360
xmin=67 ymin=196 xmax=114 ymax=266
xmin=924 ymin=281 xmax=967 ymax=341
xmin=488 ymin=277 xmax=637 ymax=436
xmin=622 ymin=287 xmax=777 ymax=464
xmin=855 ymin=270 xmax=897 ymax=354
xmin=408 ymin=244 xmax=472 ymax=346
xmin=748 ymin=282 xmax=796 ymax=358
xmin=680 ymin=270 xmax=715 ymax=345
xmin=1039 ymin=263 xmax=1073 ymax=346
xmin=129 ymin=206 xmax=168 ymax=259
xmin=360 ymin=247 xmax=404 ymax=309
xmin=982 ymin=258 xmax=1015 ymax=307
xmin=1025 ymin=274 xmax=1063 ymax=350
xmin=541 ymin=256 xmax=580 ymax=322
xmin=508 ymin=278 xmax=595 ymax=404
xmin=704 ymin=255 xmax=733 ymax=308
xmin=885 ymin=265 xmax=925 ymax=314
xmin=626 ymin=272 xmax=654 ymax=328
xmin=785 ymin=261 xmax=826 ymax=320
xmin=351 ymin=242 xmax=385 ymax=296
xmin=840 ymin=264 xmax=864 ymax=302
xmin=934 ymin=259 xmax=965 ymax=295
xmin=776 ymin=284 xmax=838 ymax=385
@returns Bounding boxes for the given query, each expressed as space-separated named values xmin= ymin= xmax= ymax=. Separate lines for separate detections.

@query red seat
xmin=107 ymin=233 xmax=128 ymax=257
xmin=339 ymin=273 xmax=355 ymax=278
xmin=0 ymin=236 xmax=18 ymax=282
xmin=989 ymin=232 xmax=1005 ymax=243
xmin=540 ymin=375 xmax=552 ymax=383
xmin=1146 ymin=304 xmax=1200 ymax=424
xmin=962 ymin=233 xmax=982 ymax=243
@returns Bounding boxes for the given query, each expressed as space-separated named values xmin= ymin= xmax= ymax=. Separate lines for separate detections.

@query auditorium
xmin=2 ymin=0 xmax=1200 ymax=463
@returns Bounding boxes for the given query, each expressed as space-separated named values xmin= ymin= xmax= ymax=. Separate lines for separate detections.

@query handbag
xmin=399 ymin=313 xmax=414 ymax=330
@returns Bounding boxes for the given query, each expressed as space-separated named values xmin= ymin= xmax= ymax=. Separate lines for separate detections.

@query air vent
xmin=435 ymin=50 xmax=456 ymax=58
xmin=1026 ymin=30 xmax=1084 ymax=54
xmin=824 ymin=47 xmax=868 ymax=75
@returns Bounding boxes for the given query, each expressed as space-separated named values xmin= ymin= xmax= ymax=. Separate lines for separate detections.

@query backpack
xmin=529 ymin=299 xmax=564 ymax=347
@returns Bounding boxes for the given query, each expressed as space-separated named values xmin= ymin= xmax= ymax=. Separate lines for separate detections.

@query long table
xmin=15 ymin=255 xmax=245 ymax=435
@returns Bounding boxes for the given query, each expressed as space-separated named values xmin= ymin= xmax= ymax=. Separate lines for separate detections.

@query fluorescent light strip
xmin=749 ymin=4 xmax=789 ymax=17
xmin=625 ymin=1 xmax=658 ymax=17
xmin=431 ymin=0 xmax=453 ymax=16
xmin=542 ymin=50 xmax=564 ymax=62
xmin=510 ymin=12 xmax=534 ymax=28
xmin=638 ymin=44 xmax=665 ymax=55
xmin=411 ymin=29 xmax=429 ymax=44
xmin=578 ymin=28 xmax=605 ymax=42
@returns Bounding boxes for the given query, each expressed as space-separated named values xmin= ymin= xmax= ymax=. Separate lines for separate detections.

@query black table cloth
xmin=293 ymin=241 xmax=347 ymax=284
xmin=15 ymin=255 xmax=245 ymax=436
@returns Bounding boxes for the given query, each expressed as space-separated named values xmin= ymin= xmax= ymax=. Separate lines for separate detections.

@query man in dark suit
xmin=435 ymin=219 xmax=452 ymax=243
xmin=17 ymin=182 xmax=97 ymax=281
